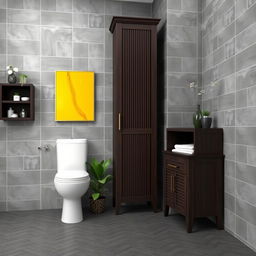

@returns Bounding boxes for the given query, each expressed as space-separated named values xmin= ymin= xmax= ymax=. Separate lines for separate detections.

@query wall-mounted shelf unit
xmin=0 ymin=83 xmax=35 ymax=121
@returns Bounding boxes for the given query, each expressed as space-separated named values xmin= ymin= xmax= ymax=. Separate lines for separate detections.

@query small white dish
xmin=10 ymin=113 xmax=18 ymax=118
xmin=21 ymin=97 xmax=29 ymax=101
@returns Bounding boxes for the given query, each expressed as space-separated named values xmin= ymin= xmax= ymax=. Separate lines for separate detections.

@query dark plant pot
xmin=90 ymin=196 xmax=105 ymax=214
xmin=201 ymin=116 xmax=212 ymax=128
xmin=8 ymin=74 xmax=17 ymax=84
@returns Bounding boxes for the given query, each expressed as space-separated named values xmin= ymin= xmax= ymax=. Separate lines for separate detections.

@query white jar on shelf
xmin=13 ymin=93 xmax=20 ymax=101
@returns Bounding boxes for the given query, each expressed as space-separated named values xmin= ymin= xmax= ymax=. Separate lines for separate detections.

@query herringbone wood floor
xmin=0 ymin=207 xmax=255 ymax=256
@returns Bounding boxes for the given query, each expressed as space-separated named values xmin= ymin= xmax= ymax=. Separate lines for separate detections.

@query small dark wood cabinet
xmin=110 ymin=17 xmax=160 ymax=214
xmin=164 ymin=128 xmax=224 ymax=232
xmin=0 ymin=83 xmax=35 ymax=121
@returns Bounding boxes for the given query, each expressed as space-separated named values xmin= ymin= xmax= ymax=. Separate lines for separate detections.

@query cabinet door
xmin=175 ymin=171 xmax=187 ymax=214
xmin=115 ymin=24 xmax=156 ymax=201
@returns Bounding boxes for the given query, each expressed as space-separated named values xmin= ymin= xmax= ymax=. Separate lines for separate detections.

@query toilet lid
xmin=55 ymin=171 xmax=89 ymax=180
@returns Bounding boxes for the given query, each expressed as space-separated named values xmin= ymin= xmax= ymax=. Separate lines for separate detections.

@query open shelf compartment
xmin=166 ymin=128 xmax=223 ymax=156
xmin=0 ymin=83 xmax=35 ymax=121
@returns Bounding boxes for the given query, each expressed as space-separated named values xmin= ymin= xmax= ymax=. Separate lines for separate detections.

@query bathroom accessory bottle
xmin=20 ymin=108 xmax=26 ymax=118
xmin=193 ymin=104 xmax=203 ymax=128
xmin=7 ymin=107 xmax=14 ymax=117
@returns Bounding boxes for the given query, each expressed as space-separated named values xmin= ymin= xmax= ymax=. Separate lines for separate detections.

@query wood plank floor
xmin=0 ymin=207 xmax=255 ymax=256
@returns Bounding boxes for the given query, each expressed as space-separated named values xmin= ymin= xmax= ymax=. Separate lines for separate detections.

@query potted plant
xmin=19 ymin=73 xmax=28 ymax=85
xmin=201 ymin=110 xmax=212 ymax=128
xmin=86 ymin=158 xmax=112 ymax=214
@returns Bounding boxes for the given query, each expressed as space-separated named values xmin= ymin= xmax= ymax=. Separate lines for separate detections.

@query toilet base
xmin=61 ymin=198 xmax=83 ymax=224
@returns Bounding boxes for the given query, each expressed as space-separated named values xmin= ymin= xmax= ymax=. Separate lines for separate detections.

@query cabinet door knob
xmin=168 ymin=164 xmax=178 ymax=169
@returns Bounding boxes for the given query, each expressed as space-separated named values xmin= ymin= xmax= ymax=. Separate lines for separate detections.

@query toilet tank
xmin=57 ymin=139 xmax=87 ymax=172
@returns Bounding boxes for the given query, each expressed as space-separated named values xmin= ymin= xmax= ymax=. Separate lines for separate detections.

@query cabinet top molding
xmin=109 ymin=16 xmax=160 ymax=33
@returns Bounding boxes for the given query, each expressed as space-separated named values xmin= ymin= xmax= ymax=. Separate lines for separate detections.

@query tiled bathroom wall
xmin=202 ymin=0 xmax=256 ymax=251
xmin=165 ymin=0 xmax=201 ymax=128
xmin=0 ymin=0 xmax=152 ymax=211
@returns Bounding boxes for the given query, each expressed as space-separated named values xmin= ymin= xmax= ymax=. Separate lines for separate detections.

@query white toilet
xmin=54 ymin=139 xmax=90 ymax=224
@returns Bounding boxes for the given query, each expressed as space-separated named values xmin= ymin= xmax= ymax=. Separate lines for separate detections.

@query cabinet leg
xmin=151 ymin=199 xmax=158 ymax=213
xmin=115 ymin=202 xmax=121 ymax=215
xmin=216 ymin=215 xmax=224 ymax=230
xmin=164 ymin=206 xmax=169 ymax=216
xmin=186 ymin=216 xmax=193 ymax=233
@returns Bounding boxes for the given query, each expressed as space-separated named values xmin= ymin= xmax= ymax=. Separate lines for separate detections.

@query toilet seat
xmin=55 ymin=171 xmax=90 ymax=183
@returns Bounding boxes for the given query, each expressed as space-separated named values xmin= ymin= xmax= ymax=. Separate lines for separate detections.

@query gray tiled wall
xmin=202 ymin=0 xmax=256 ymax=251
xmin=166 ymin=0 xmax=201 ymax=129
xmin=0 ymin=0 xmax=152 ymax=211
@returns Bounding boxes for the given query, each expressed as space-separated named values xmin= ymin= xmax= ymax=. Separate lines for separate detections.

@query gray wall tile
xmin=8 ymin=40 xmax=40 ymax=55
xmin=0 ymin=157 xmax=6 ymax=171
xmin=7 ymin=141 xmax=40 ymax=156
xmin=73 ymin=0 xmax=104 ymax=14
xmin=122 ymin=2 xmax=152 ymax=17
xmin=168 ymin=11 xmax=197 ymax=26
xmin=41 ymin=127 xmax=72 ymax=140
xmin=8 ymin=126 xmax=40 ymax=140
xmin=41 ymin=185 xmax=61 ymax=209
xmin=236 ymin=216 xmax=247 ymax=241
xmin=8 ymin=185 xmax=40 ymax=200
xmin=8 ymin=171 xmax=40 ymax=185
xmin=24 ymin=156 xmax=40 ymax=170
xmin=248 ymin=224 xmax=256 ymax=248
xmin=7 ymin=157 xmax=23 ymax=171
xmin=73 ymin=13 xmax=88 ymax=27
xmin=236 ymin=180 xmax=256 ymax=206
xmin=236 ymin=43 xmax=256 ymax=72
xmin=7 ymin=9 xmax=40 ymax=24
xmin=7 ymin=24 xmax=39 ymax=41
xmin=168 ymin=42 xmax=197 ymax=57
xmin=236 ymin=198 xmax=256 ymax=225
xmin=8 ymin=200 xmax=40 ymax=211
xmin=41 ymin=57 xmax=72 ymax=71
xmin=41 ymin=12 xmax=72 ymax=27
xmin=167 ymin=0 xmax=181 ymax=10
xmin=73 ymin=28 xmax=104 ymax=43
xmin=41 ymin=0 xmax=56 ymax=11
xmin=73 ymin=127 xmax=104 ymax=140
xmin=56 ymin=0 xmax=72 ymax=12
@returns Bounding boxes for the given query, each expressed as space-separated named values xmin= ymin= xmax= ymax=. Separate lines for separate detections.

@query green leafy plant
xmin=86 ymin=159 xmax=112 ymax=201
xmin=19 ymin=73 xmax=28 ymax=84
xmin=202 ymin=110 xmax=210 ymax=116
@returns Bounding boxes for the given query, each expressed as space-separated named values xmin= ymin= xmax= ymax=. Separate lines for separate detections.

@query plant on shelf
xmin=202 ymin=110 xmax=210 ymax=117
xmin=201 ymin=110 xmax=212 ymax=128
xmin=86 ymin=158 xmax=112 ymax=214
xmin=19 ymin=73 xmax=28 ymax=85
xmin=6 ymin=65 xmax=18 ymax=84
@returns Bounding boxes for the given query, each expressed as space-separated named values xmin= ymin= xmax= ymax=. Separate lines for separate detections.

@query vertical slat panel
xmin=122 ymin=28 xmax=151 ymax=129
xmin=121 ymin=27 xmax=152 ymax=198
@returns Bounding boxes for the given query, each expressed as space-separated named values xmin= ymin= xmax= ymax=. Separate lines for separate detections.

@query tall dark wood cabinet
xmin=110 ymin=17 xmax=160 ymax=214
xmin=164 ymin=128 xmax=224 ymax=232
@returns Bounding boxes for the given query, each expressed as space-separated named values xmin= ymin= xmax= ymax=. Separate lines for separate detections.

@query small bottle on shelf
xmin=20 ymin=108 xmax=26 ymax=118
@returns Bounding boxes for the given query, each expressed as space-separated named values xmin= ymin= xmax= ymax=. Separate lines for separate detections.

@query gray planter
xmin=201 ymin=116 xmax=212 ymax=128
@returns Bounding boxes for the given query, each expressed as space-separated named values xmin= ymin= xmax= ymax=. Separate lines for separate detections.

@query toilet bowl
xmin=54 ymin=139 xmax=90 ymax=224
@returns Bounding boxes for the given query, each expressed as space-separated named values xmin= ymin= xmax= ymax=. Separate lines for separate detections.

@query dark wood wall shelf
xmin=163 ymin=128 xmax=224 ymax=232
xmin=0 ymin=83 xmax=35 ymax=121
